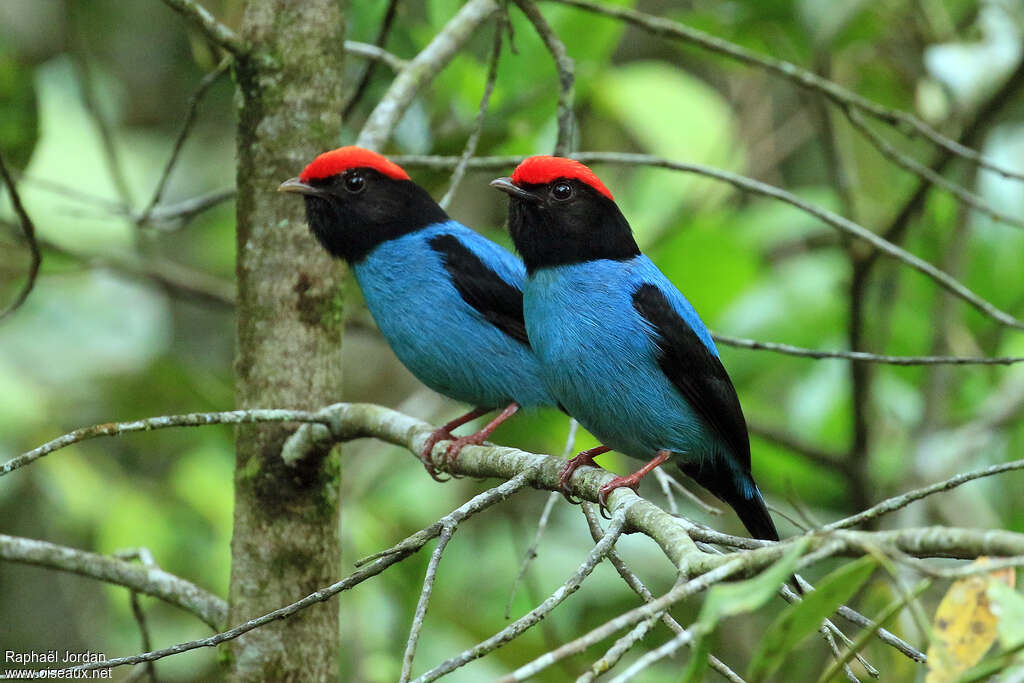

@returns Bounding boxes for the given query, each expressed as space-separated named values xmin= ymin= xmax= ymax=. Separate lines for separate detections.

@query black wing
xmin=428 ymin=234 xmax=530 ymax=347
xmin=632 ymin=283 xmax=750 ymax=468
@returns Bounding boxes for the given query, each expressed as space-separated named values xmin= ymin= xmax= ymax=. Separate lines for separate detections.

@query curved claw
xmin=557 ymin=462 xmax=584 ymax=505
xmin=419 ymin=428 xmax=455 ymax=482
xmin=443 ymin=433 xmax=486 ymax=476
xmin=558 ymin=445 xmax=612 ymax=506
xmin=598 ymin=477 xmax=640 ymax=517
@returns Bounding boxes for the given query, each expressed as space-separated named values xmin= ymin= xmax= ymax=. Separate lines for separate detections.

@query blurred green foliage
xmin=2 ymin=0 xmax=1024 ymax=680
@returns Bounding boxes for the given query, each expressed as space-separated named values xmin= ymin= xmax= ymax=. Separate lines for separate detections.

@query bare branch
xmin=579 ymin=505 xmax=742 ymax=683
xmin=495 ymin=556 xmax=750 ymax=681
xmin=160 ymin=0 xmax=247 ymax=56
xmin=714 ymin=333 xmax=1024 ymax=366
xmin=283 ymin=402 xmax=701 ymax=568
xmin=843 ymin=107 xmax=1024 ymax=230
xmin=55 ymin=474 xmax=534 ymax=676
xmin=817 ymin=580 xmax=931 ymax=683
xmin=2 ymin=409 xmax=330 ymax=477
xmin=583 ymin=614 xmax=680 ymax=683
xmin=395 ymin=152 xmax=1024 ymax=330
xmin=142 ymin=187 xmax=236 ymax=227
xmin=549 ymin=0 xmax=1024 ymax=183
xmin=826 ymin=457 xmax=1024 ymax=531
xmin=505 ymin=419 xmax=578 ymax=616
xmin=117 ymin=550 xmax=160 ymax=683
xmin=513 ymin=0 xmax=575 ymax=155
xmin=400 ymin=525 xmax=455 ymax=682
xmin=344 ymin=40 xmax=408 ymax=73
xmin=343 ymin=0 xmax=403 ymax=118
xmin=439 ymin=18 xmax=505 ymax=210
xmin=136 ymin=56 xmax=232 ymax=226
xmin=69 ymin=40 xmax=134 ymax=208
xmin=0 ymin=152 xmax=41 ymax=320
xmin=607 ymin=628 xmax=694 ymax=683
xmin=414 ymin=508 xmax=629 ymax=683
xmin=357 ymin=0 xmax=499 ymax=151
xmin=0 ymin=535 xmax=226 ymax=629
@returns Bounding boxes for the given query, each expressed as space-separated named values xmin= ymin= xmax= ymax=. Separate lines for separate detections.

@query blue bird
xmin=280 ymin=146 xmax=554 ymax=479
xmin=491 ymin=156 xmax=778 ymax=540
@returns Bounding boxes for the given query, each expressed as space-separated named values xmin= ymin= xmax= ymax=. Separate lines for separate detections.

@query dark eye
xmin=344 ymin=173 xmax=365 ymax=193
xmin=551 ymin=182 xmax=573 ymax=201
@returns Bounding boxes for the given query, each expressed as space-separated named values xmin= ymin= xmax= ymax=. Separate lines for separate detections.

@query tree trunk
xmin=228 ymin=1 xmax=347 ymax=679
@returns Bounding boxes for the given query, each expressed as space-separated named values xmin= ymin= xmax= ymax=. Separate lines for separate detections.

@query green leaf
xmin=683 ymin=538 xmax=810 ymax=682
xmin=988 ymin=581 xmax=1024 ymax=651
xmin=748 ymin=556 xmax=878 ymax=682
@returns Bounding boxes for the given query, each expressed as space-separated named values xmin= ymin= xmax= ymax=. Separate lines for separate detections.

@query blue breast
xmin=523 ymin=256 xmax=728 ymax=462
xmin=353 ymin=221 xmax=553 ymax=409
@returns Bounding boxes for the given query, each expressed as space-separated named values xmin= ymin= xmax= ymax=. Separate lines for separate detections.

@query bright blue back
xmin=524 ymin=256 xmax=731 ymax=464
xmin=354 ymin=221 xmax=553 ymax=409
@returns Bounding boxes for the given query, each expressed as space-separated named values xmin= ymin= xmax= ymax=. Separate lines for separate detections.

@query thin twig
xmin=344 ymin=40 xmax=408 ymax=73
xmin=0 ymin=152 xmax=41 ymax=320
xmin=494 ymin=557 xmax=750 ymax=682
xmin=2 ymin=409 xmax=331 ymax=477
xmin=117 ymin=549 xmax=160 ymax=683
xmin=819 ymin=626 xmax=862 ymax=683
xmin=400 ymin=524 xmax=456 ymax=682
xmin=1 ymin=535 xmax=226 ymax=629
xmin=549 ymin=0 xmax=1024 ymax=183
xmin=714 ymin=333 xmax=1024 ymax=366
xmin=357 ymin=0 xmax=499 ymax=151
xmin=504 ymin=419 xmax=578 ymax=617
xmin=136 ymin=57 xmax=232 ymax=226
xmin=579 ymin=506 xmax=746 ymax=683
xmin=607 ymin=628 xmax=695 ymax=683
xmin=826 ymin=457 xmax=1024 ymax=531
xmin=439 ymin=17 xmax=504 ymax=210
xmin=55 ymin=474 xmax=534 ymax=676
xmin=69 ymin=35 xmax=134 ymax=208
xmin=844 ymin=108 xmax=1024 ymax=230
xmin=395 ymin=152 xmax=1024 ymax=330
xmin=817 ymin=580 xmax=931 ymax=683
xmin=343 ymin=0 xmax=402 ymax=119
xmin=415 ymin=507 xmax=630 ymax=683
xmin=513 ymin=0 xmax=575 ymax=155
xmin=657 ymin=469 xmax=722 ymax=516
xmin=585 ymin=614 xmax=679 ymax=683
xmin=160 ymin=0 xmax=247 ymax=56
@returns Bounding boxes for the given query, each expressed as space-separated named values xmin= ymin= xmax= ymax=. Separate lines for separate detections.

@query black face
xmin=495 ymin=178 xmax=640 ymax=273
xmin=295 ymin=168 xmax=448 ymax=263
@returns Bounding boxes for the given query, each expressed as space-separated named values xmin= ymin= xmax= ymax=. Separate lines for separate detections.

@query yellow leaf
xmin=926 ymin=557 xmax=1016 ymax=683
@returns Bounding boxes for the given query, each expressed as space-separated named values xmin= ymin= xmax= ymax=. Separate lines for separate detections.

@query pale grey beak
xmin=489 ymin=177 xmax=540 ymax=203
xmin=278 ymin=177 xmax=327 ymax=198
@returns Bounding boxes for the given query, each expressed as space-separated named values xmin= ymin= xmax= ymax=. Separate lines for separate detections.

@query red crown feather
xmin=510 ymin=156 xmax=613 ymax=200
xmin=300 ymin=146 xmax=410 ymax=182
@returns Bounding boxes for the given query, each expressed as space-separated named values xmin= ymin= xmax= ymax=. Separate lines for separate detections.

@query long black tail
xmin=674 ymin=464 xmax=778 ymax=541
xmin=729 ymin=484 xmax=778 ymax=542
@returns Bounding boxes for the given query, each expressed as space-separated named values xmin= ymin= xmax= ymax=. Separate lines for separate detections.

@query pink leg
xmin=419 ymin=407 xmax=488 ymax=482
xmin=557 ymin=445 xmax=611 ymax=503
xmin=598 ymin=450 xmax=671 ymax=513
xmin=444 ymin=402 xmax=520 ymax=470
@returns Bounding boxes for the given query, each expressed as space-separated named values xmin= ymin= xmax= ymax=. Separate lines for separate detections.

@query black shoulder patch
xmin=632 ymin=284 xmax=751 ymax=469
xmin=428 ymin=234 xmax=530 ymax=347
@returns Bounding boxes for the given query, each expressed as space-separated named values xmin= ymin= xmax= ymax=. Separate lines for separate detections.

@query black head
xmin=279 ymin=146 xmax=448 ymax=263
xmin=489 ymin=156 xmax=639 ymax=273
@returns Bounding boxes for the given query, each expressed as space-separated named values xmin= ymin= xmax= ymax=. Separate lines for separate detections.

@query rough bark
xmin=229 ymin=1 xmax=347 ymax=680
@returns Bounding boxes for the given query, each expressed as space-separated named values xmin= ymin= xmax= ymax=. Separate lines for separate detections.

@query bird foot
xmin=419 ymin=428 xmax=454 ymax=482
xmin=597 ymin=475 xmax=642 ymax=515
xmin=558 ymin=445 xmax=611 ymax=504
xmin=442 ymin=402 xmax=520 ymax=475
xmin=597 ymin=450 xmax=671 ymax=517
xmin=443 ymin=432 xmax=488 ymax=474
